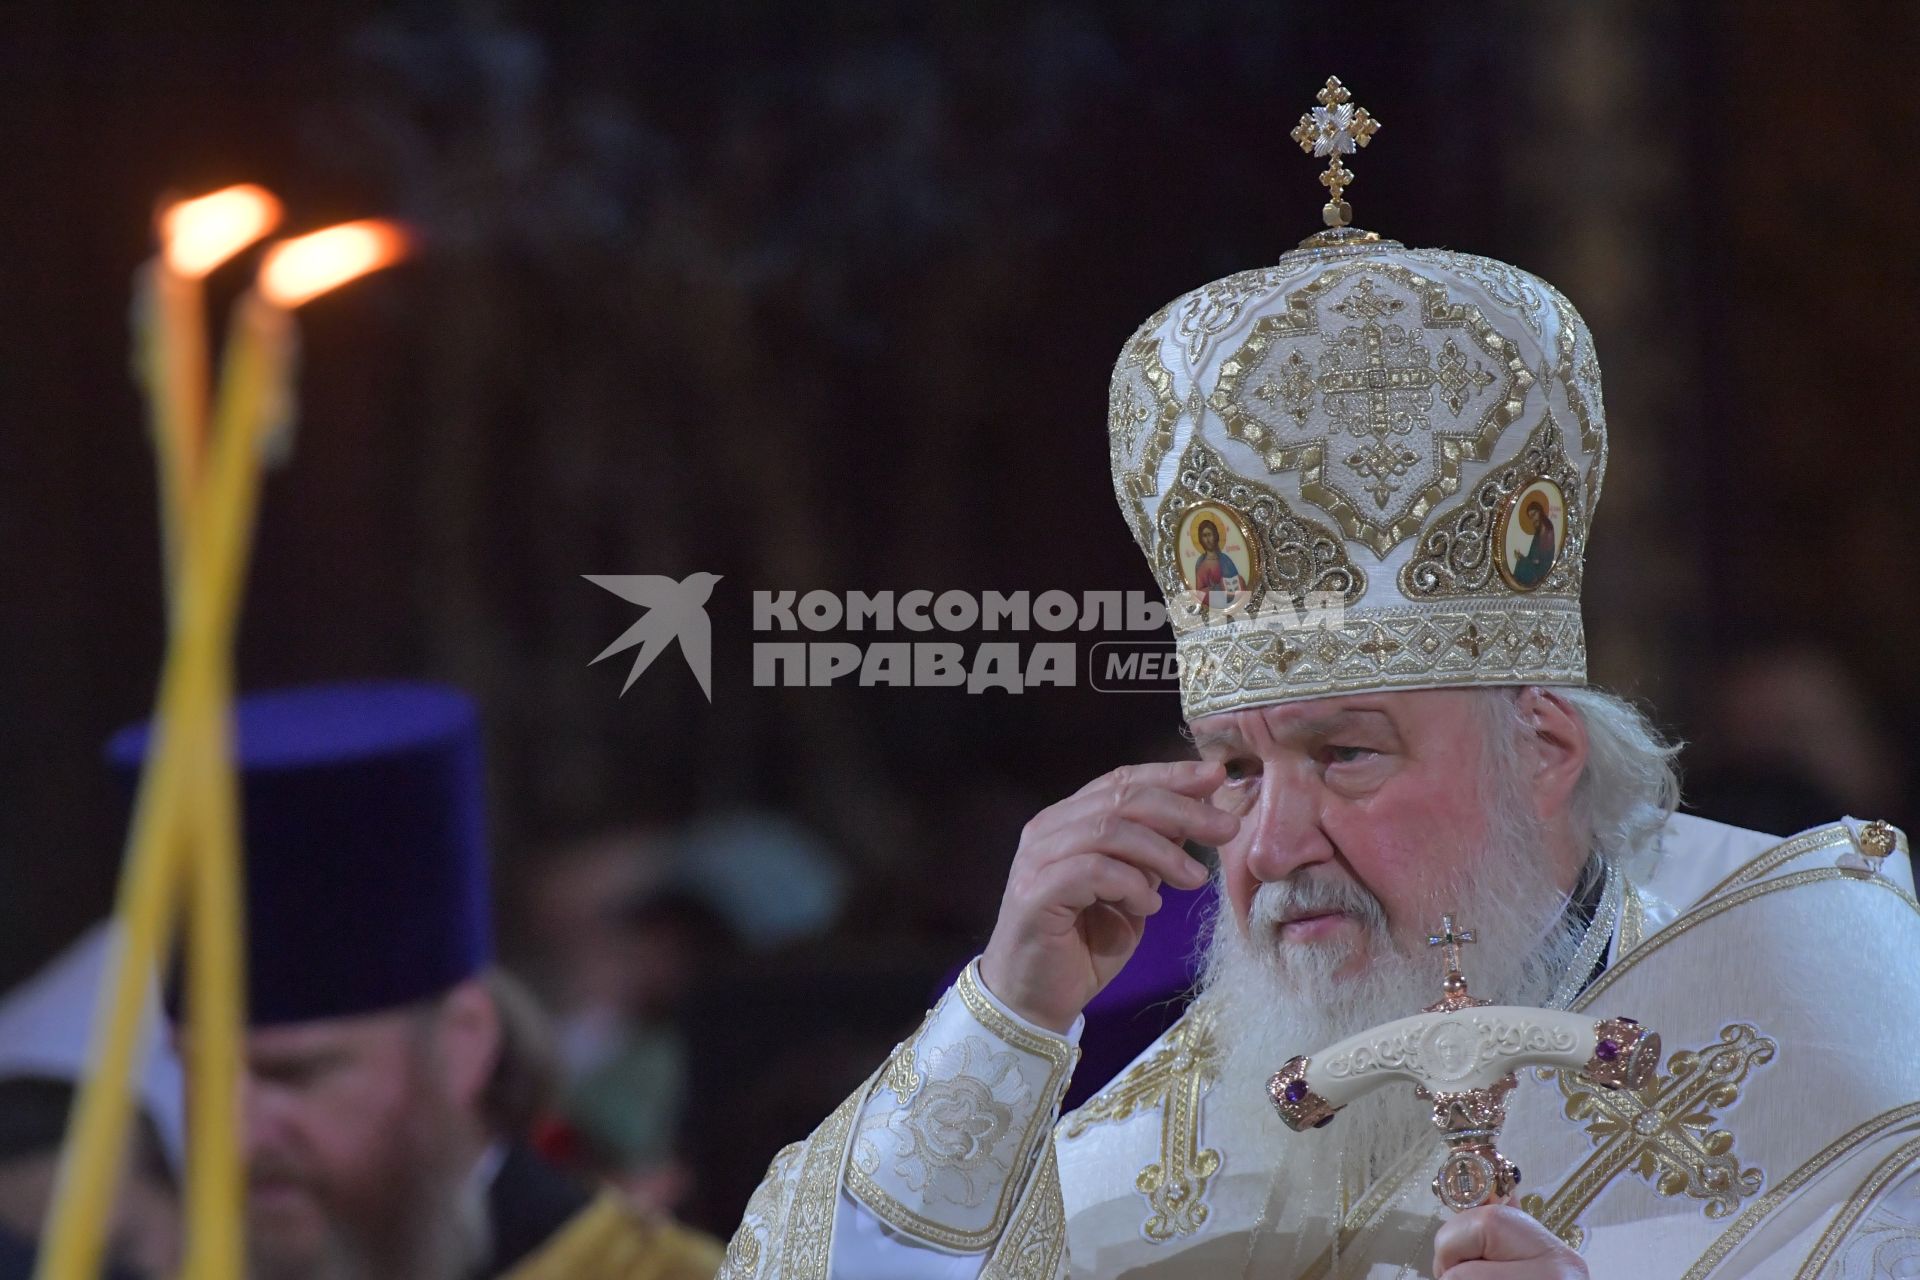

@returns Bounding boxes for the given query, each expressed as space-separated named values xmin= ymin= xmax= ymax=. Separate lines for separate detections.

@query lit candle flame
xmin=161 ymin=185 xmax=283 ymax=279
xmin=258 ymin=220 xmax=408 ymax=309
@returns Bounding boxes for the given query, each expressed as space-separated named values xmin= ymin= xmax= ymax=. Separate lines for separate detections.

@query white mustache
xmin=1247 ymin=873 xmax=1389 ymax=937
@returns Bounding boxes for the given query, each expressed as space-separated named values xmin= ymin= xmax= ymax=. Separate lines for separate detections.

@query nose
xmin=240 ymin=1073 xmax=289 ymax=1170
xmin=1240 ymin=769 xmax=1337 ymax=885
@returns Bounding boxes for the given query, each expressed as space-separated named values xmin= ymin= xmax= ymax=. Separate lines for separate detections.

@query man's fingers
xmin=1115 ymin=786 xmax=1240 ymax=848
xmin=1165 ymin=762 xmax=1232 ymax=799
xmin=1022 ymin=816 xmax=1202 ymax=893
xmin=1031 ymin=789 xmax=1230 ymax=864
xmin=1072 ymin=759 xmax=1222 ymax=800
xmin=1432 ymin=1206 xmax=1581 ymax=1275
xmin=1027 ymin=781 xmax=1232 ymax=885
xmin=1429 ymin=1265 xmax=1504 ymax=1280
xmin=1036 ymin=853 xmax=1162 ymax=919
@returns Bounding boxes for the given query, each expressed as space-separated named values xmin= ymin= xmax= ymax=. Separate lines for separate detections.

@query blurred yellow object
xmin=499 ymin=1194 xmax=726 ymax=1280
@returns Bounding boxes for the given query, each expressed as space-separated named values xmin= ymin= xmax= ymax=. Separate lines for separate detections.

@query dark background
xmin=1 ymin=0 xmax=1915 ymax=1235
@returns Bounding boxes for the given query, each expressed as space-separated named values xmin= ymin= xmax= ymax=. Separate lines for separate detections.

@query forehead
xmin=1187 ymin=689 xmax=1479 ymax=748
xmin=244 ymin=1008 xmax=417 ymax=1060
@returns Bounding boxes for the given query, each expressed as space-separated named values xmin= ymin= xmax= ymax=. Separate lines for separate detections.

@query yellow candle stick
xmin=139 ymin=186 xmax=282 ymax=593
xmin=36 ymin=197 xmax=402 ymax=1280
xmin=36 ymin=329 xmax=276 ymax=1280
xmin=137 ymin=260 xmax=204 ymax=593
xmin=40 ymin=187 xmax=283 ymax=1280
xmin=175 ymin=290 xmax=293 ymax=1280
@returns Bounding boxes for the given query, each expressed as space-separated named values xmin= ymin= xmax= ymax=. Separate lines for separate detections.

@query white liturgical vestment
xmin=719 ymin=814 xmax=1920 ymax=1279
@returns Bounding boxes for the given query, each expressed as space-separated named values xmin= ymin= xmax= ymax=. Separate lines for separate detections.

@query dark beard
xmin=248 ymin=1104 xmax=486 ymax=1280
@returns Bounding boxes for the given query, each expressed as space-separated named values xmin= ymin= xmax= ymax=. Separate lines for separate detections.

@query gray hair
xmin=1479 ymin=686 xmax=1682 ymax=881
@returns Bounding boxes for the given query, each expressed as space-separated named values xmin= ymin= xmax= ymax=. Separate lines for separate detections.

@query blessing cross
xmin=1427 ymin=914 xmax=1475 ymax=972
xmin=1425 ymin=913 xmax=1484 ymax=1013
xmin=1291 ymin=76 xmax=1381 ymax=229
xmin=1270 ymin=910 xmax=1662 ymax=1213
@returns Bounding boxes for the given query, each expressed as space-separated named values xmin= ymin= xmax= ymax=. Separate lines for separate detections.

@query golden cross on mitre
xmin=1291 ymin=75 xmax=1381 ymax=230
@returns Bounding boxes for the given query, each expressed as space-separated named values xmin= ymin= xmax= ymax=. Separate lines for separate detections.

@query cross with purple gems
xmin=1427 ymin=914 xmax=1476 ymax=977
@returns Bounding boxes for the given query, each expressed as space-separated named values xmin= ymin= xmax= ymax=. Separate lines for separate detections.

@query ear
xmin=1516 ymin=686 xmax=1588 ymax=823
xmin=432 ymin=978 xmax=502 ymax=1113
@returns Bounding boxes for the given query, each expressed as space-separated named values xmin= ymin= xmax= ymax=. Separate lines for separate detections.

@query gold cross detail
xmin=1292 ymin=76 xmax=1381 ymax=229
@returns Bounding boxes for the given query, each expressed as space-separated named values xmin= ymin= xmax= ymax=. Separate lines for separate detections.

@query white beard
xmin=1192 ymin=776 xmax=1593 ymax=1268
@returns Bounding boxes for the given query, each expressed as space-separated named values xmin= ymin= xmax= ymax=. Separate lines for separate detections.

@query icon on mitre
xmin=1176 ymin=502 xmax=1259 ymax=618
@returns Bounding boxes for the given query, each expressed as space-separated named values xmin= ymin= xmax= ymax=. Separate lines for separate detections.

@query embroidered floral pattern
xmin=846 ymin=962 xmax=1075 ymax=1252
xmin=878 ymin=1037 xmax=1026 ymax=1209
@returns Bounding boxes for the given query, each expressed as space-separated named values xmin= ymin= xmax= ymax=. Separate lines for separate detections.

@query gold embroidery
xmin=1398 ymin=411 xmax=1585 ymax=601
xmin=1168 ymin=260 xmax=1324 ymax=364
xmin=1540 ymin=282 xmax=1607 ymax=468
xmin=777 ymin=1083 xmax=864 ymax=1280
xmin=881 ymin=1037 xmax=1024 ymax=1210
xmin=1109 ymin=310 xmax=1181 ymax=545
xmin=1401 ymin=248 xmax=1546 ymax=335
xmin=1208 ymin=260 xmax=1533 ymax=556
xmin=500 ymin=1192 xmax=722 ymax=1279
xmin=846 ymin=963 xmax=1076 ymax=1252
xmin=982 ymin=1143 xmax=1066 ymax=1280
xmin=1152 ymin=436 xmax=1366 ymax=620
xmin=1520 ymin=1023 xmax=1774 ymax=1245
xmin=717 ymin=1142 xmax=802 ymax=1280
xmin=1174 ymin=597 xmax=1585 ymax=720
xmin=881 ymin=1010 xmax=933 ymax=1103
xmin=1702 ymin=823 xmax=1911 ymax=902
xmin=1705 ymin=825 xmax=1853 ymax=899
xmin=716 ymin=1229 xmax=757 ymax=1280
xmin=1681 ymin=1103 xmax=1920 ymax=1280
xmin=1063 ymin=1003 xmax=1223 ymax=1242
xmin=1435 ymin=336 xmax=1497 ymax=413
xmin=955 ymin=962 xmax=1077 ymax=1080
xmin=1794 ymin=1136 xmax=1920 ymax=1280
xmin=1618 ymin=877 xmax=1649 ymax=954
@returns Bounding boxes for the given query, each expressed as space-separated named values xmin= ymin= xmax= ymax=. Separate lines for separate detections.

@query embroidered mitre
xmin=1109 ymin=79 xmax=1603 ymax=719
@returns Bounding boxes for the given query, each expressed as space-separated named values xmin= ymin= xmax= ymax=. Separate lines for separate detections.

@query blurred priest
xmin=111 ymin=681 xmax=722 ymax=1280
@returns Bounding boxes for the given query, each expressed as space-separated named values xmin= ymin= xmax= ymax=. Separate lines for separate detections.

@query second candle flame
xmin=259 ymin=221 xmax=409 ymax=309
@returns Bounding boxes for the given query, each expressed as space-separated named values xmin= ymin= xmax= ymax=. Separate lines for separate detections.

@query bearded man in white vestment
xmin=717 ymin=80 xmax=1920 ymax=1280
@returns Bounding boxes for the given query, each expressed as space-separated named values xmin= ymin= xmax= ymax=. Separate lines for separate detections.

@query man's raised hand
xmin=978 ymin=761 xmax=1237 ymax=1033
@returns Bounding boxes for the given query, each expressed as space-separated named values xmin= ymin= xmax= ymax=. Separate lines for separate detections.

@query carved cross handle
xmin=1267 ymin=916 xmax=1660 ymax=1212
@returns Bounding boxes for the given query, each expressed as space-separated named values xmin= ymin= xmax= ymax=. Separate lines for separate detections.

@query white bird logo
xmin=584 ymin=572 xmax=723 ymax=700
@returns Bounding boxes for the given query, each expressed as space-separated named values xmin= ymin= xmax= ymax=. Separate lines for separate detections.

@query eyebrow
xmin=1189 ymin=707 xmax=1398 ymax=755
xmin=1189 ymin=727 xmax=1247 ymax=755
xmin=1291 ymin=708 xmax=1395 ymax=741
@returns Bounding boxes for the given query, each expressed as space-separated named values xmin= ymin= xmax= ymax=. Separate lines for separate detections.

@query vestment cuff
xmin=844 ymin=958 xmax=1080 ymax=1252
